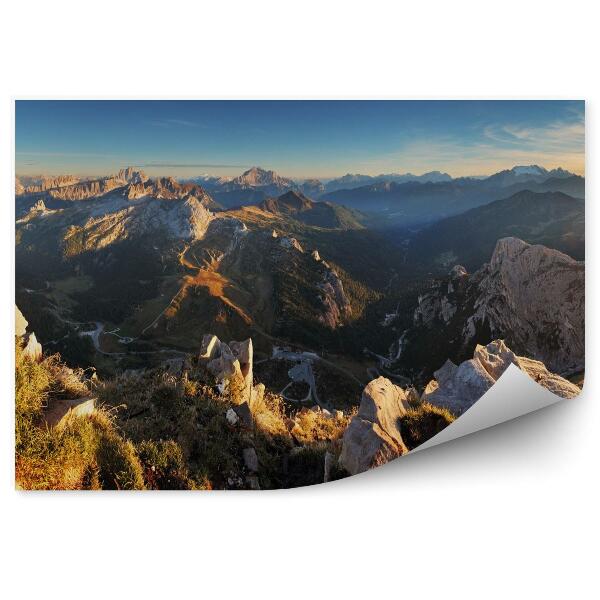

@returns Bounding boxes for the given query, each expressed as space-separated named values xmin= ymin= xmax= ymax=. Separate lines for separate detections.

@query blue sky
xmin=15 ymin=100 xmax=584 ymax=179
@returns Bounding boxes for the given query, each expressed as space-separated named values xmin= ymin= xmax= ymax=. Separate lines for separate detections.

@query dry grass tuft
xmin=291 ymin=408 xmax=354 ymax=446
xmin=15 ymin=338 xmax=145 ymax=490
xmin=251 ymin=391 xmax=290 ymax=438
xmin=400 ymin=401 xmax=455 ymax=450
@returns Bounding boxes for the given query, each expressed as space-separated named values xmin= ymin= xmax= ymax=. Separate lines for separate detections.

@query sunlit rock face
xmin=339 ymin=376 xmax=410 ymax=475
xmin=401 ymin=238 xmax=584 ymax=378
xmin=422 ymin=340 xmax=581 ymax=415
xmin=465 ymin=238 xmax=584 ymax=375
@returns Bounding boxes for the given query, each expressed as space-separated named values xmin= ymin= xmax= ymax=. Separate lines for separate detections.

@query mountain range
xmin=177 ymin=164 xmax=584 ymax=225
xmin=15 ymin=163 xmax=585 ymax=395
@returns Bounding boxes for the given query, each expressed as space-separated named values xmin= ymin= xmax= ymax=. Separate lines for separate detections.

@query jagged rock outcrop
xmin=422 ymin=340 xmax=581 ymax=415
xmin=414 ymin=264 xmax=468 ymax=326
xmin=199 ymin=334 xmax=259 ymax=409
xmin=124 ymin=177 xmax=217 ymax=209
xmin=401 ymin=238 xmax=584 ymax=377
xmin=19 ymin=175 xmax=80 ymax=194
xmin=339 ymin=376 xmax=410 ymax=475
xmin=62 ymin=195 xmax=215 ymax=255
xmin=15 ymin=305 xmax=42 ymax=361
xmin=279 ymin=236 xmax=304 ymax=252
xmin=318 ymin=262 xmax=352 ymax=329
xmin=45 ymin=177 xmax=124 ymax=201
xmin=15 ymin=305 xmax=28 ymax=337
xmin=17 ymin=169 xmax=219 ymax=211
xmin=117 ymin=167 xmax=148 ymax=184
xmin=466 ymin=238 xmax=584 ymax=375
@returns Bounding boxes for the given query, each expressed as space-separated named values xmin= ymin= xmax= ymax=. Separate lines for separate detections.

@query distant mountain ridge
xmin=407 ymin=190 xmax=585 ymax=271
xmin=15 ymin=167 xmax=221 ymax=214
xmin=320 ymin=166 xmax=583 ymax=226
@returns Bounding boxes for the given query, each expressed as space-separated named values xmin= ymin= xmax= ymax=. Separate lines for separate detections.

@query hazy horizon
xmin=13 ymin=162 xmax=584 ymax=183
xmin=15 ymin=100 xmax=585 ymax=179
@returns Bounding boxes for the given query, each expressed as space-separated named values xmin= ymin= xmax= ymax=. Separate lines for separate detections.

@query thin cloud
xmin=137 ymin=163 xmax=248 ymax=169
xmin=483 ymin=118 xmax=584 ymax=152
xmin=145 ymin=118 xmax=205 ymax=128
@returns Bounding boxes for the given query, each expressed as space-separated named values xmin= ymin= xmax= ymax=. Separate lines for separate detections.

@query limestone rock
xmin=23 ymin=332 xmax=42 ymax=361
xmin=466 ymin=238 xmax=584 ymax=375
xmin=280 ymin=236 xmax=304 ymax=252
xmin=44 ymin=396 xmax=96 ymax=428
xmin=200 ymin=334 xmax=265 ymax=410
xmin=422 ymin=339 xmax=581 ymax=415
xmin=226 ymin=408 xmax=239 ymax=426
xmin=233 ymin=402 xmax=254 ymax=428
xmin=422 ymin=358 xmax=495 ymax=415
xmin=15 ymin=305 xmax=28 ymax=337
xmin=317 ymin=264 xmax=352 ymax=329
xmin=404 ymin=238 xmax=584 ymax=377
xmin=339 ymin=376 xmax=410 ymax=475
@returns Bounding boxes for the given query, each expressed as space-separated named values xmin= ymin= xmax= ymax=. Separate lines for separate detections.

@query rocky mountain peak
xmin=398 ymin=237 xmax=584 ymax=379
xmin=118 ymin=166 xmax=148 ymax=184
xmin=489 ymin=236 xmax=530 ymax=267
xmin=232 ymin=166 xmax=294 ymax=189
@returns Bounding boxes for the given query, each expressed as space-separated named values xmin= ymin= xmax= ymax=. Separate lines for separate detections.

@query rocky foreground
xmin=16 ymin=305 xmax=581 ymax=489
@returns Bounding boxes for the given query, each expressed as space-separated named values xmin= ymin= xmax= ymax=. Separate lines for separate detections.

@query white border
xmin=1 ymin=2 xmax=597 ymax=599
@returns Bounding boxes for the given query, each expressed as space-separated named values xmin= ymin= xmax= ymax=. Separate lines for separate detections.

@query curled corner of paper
xmin=411 ymin=364 xmax=568 ymax=453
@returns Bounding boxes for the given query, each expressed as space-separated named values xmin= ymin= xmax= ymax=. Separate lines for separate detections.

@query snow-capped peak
xmin=511 ymin=165 xmax=548 ymax=176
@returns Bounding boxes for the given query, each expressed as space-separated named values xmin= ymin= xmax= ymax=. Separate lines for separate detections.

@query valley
xmin=15 ymin=161 xmax=586 ymax=490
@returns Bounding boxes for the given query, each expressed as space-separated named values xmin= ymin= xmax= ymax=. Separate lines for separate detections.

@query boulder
xmin=422 ymin=340 xmax=581 ymax=415
xmin=23 ymin=332 xmax=42 ymax=362
xmin=339 ymin=376 xmax=410 ymax=475
xmin=233 ymin=401 xmax=254 ymax=429
xmin=44 ymin=396 xmax=96 ymax=428
xmin=15 ymin=305 xmax=28 ymax=337
xmin=225 ymin=408 xmax=239 ymax=426
xmin=199 ymin=334 xmax=221 ymax=360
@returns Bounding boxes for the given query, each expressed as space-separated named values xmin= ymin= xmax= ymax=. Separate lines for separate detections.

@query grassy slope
xmin=15 ymin=336 xmax=454 ymax=490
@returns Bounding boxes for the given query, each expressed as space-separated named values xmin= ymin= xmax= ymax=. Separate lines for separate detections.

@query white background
xmin=0 ymin=1 xmax=597 ymax=598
